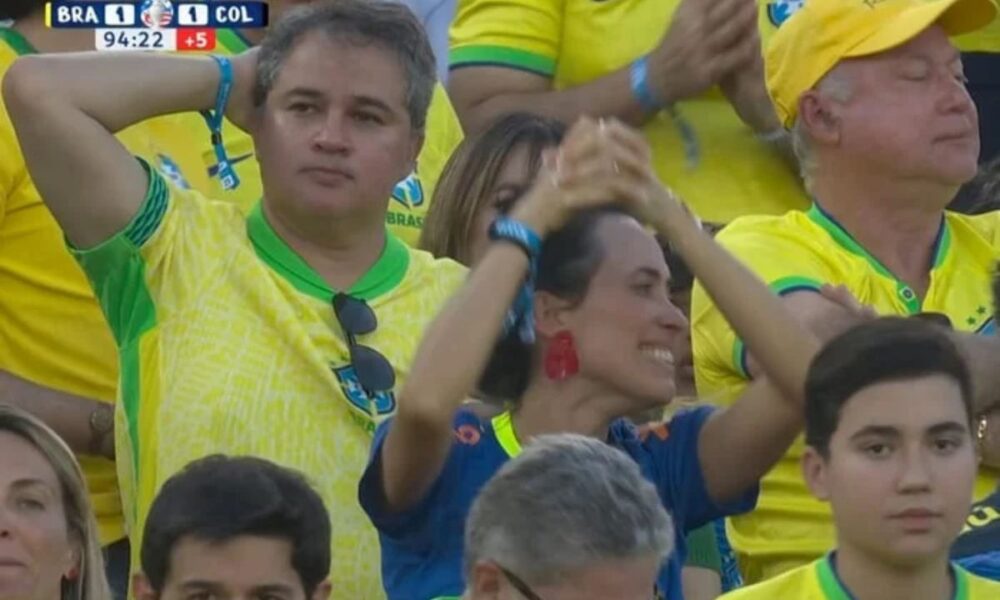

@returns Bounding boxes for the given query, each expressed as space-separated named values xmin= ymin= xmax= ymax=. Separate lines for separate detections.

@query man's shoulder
xmin=946 ymin=210 xmax=1000 ymax=248
xmin=402 ymin=246 xmax=467 ymax=292
xmin=718 ymin=209 xmax=821 ymax=246
xmin=719 ymin=560 xmax=822 ymax=599
xmin=965 ymin=566 xmax=1000 ymax=594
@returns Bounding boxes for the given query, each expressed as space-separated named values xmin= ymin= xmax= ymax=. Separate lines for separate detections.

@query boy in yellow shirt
xmin=722 ymin=318 xmax=1000 ymax=600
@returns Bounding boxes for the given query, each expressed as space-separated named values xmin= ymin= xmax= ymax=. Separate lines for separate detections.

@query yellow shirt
xmin=691 ymin=204 xmax=1000 ymax=582
xmin=720 ymin=555 xmax=1000 ymax=600
xmin=759 ymin=0 xmax=1000 ymax=51
xmin=166 ymin=29 xmax=465 ymax=245
xmin=72 ymin=162 xmax=466 ymax=598
xmin=450 ymin=0 xmax=810 ymax=224
xmin=0 ymin=27 xmax=205 ymax=545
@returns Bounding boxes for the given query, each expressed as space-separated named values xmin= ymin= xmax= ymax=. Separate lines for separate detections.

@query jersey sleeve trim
xmin=730 ymin=276 xmax=823 ymax=379
xmin=449 ymin=45 xmax=556 ymax=77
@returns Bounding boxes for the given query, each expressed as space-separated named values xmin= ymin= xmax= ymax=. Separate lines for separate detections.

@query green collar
xmin=816 ymin=553 xmax=968 ymax=600
xmin=806 ymin=203 xmax=951 ymax=314
xmin=0 ymin=27 xmax=37 ymax=55
xmin=217 ymin=29 xmax=252 ymax=53
xmin=492 ymin=411 xmax=522 ymax=458
xmin=246 ymin=202 xmax=409 ymax=302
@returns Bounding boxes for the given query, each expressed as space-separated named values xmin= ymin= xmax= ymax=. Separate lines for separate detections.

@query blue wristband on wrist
xmin=201 ymin=55 xmax=241 ymax=191
xmin=489 ymin=217 xmax=543 ymax=344
xmin=629 ymin=55 xmax=665 ymax=113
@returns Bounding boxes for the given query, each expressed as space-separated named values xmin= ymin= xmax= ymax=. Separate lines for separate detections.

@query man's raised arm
xmin=1 ymin=52 xmax=253 ymax=248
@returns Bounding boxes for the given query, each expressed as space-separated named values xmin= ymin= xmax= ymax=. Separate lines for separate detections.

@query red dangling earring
xmin=544 ymin=331 xmax=579 ymax=381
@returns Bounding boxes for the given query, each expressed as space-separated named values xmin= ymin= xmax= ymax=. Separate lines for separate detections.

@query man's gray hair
xmin=464 ymin=433 xmax=674 ymax=585
xmin=791 ymin=66 xmax=854 ymax=191
xmin=253 ymin=0 xmax=436 ymax=132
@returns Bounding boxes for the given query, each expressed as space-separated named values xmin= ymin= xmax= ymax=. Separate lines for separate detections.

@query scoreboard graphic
xmin=45 ymin=1 xmax=268 ymax=51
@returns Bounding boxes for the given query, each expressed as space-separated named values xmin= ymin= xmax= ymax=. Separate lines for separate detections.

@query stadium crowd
xmin=1 ymin=0 xmax=1000 ymax=599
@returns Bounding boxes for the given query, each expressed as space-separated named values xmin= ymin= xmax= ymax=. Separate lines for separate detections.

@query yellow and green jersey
xmin=0 ymin=27 xmax=206 ymax=545
xmin=691 ymin=205 xmax=1000 ymax=582
xmin=165 ymin=29 xmax=465 ymax=245
xmin=72 ymin=162 xmax=465 ymax=598
xmin=720 ymin=555 xmax=1000 ymax=599
xmin=449 ymin=0 xmax=810 ymax=224
xmin=758 ymin=0 xmax=1000 ymax=51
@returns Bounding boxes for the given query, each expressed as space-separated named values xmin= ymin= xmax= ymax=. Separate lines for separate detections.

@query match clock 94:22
xmin=95 ymin=27 xmax=176 ymax=51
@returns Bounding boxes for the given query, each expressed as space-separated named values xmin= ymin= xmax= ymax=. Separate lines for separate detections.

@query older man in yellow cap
xmin=692 ymin=0 xmax=1000 ymax=584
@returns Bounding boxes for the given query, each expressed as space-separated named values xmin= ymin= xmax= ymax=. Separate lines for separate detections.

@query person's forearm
xmin=651 ymin=197 xmax=819 ymax=403
xmin=955 ymin=333 xmax=1000 ymax=416
xmin=0 ymin=370 xmax=113 ymax=459
xmin=452 ymin=67 xmax=653 ymax=134
xmin=382 ymin=242 xmax=529 ymax=511
xmin=6 ymin=52 xmax=219 ymax=133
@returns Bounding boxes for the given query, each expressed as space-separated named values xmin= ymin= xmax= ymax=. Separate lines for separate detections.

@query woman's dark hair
xmin=421 ymin=112 xmax=566 ymax=264
xmin=0 ymin=0 xmax=45 ymax=20
xmin=141 ymin=455 xmax=331 ymax=595
xmin=479 ymin=207 xmax=628 ymax=400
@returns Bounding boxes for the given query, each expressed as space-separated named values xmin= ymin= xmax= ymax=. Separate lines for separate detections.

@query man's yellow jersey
xmin=72 ymin=162 xmax=465 ymax=598
xmin=450 ymin=0 xmax=810 ymax=224
xmin=691 ymin=205 xmax=1000 ymax=582
xmin=720 ymin=555 xmax=1000 ymax=600
xmin=0 ymin=27 xmax=205 ymax=545
xmin=166 ymin=29 xmax=465 ymax=246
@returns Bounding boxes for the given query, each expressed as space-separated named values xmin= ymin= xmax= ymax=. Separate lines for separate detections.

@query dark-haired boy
xmin=134 ymin=455 xmax=332 ymax=600
xmin=722 ymin=318 xmax=1000 ymax=599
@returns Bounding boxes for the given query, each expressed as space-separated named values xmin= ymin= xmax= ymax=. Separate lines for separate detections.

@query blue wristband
xmin=201 ymin=55 xmax=241 ymax=191
xmin=629 ymin=55 xmax=665 ymax=113
xmin=489 ymin=217 xmax=542 ymax=259
xmin=489 ymin=217 xmax=543 ymax=344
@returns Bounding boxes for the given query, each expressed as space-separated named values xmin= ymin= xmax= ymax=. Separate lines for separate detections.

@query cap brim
xmin=847 ymin=0 xmax=997 ymax=57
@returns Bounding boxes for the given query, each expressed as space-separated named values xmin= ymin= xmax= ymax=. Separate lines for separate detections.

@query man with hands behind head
xmin=2 ymin=2 xmax=465 ymax=597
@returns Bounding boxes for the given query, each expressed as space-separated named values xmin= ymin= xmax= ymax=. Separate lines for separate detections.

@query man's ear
xmin=802 ymin=445 xmax=832 ymax=501
xmin=133 ymin=573 xmax=158 ymax=600
xmin=469 ymin=562 xmax=504 ymax=599
xmin=310 ymin=579 xmax=333 ymax=600
xmin=534 ymin=291 xmax=574 ymax=340
xmin=797 ymin=90 xmax=843 ymax=147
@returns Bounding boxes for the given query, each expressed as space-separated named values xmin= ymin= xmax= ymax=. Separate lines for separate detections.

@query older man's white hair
xmin=791 ymin=66 xmax=855 ymax=192
xmin=463 ymin=433 xmax=675 ymax=587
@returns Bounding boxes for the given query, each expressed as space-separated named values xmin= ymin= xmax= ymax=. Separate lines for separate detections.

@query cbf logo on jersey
xmin=334 ymin=365 xmax=397 ymax=416
xmin=140 ymin=0 xmax=174 ymax=28
xmin=392 ymin=171 xmax=425 ymax=209
xmin=768 ymin=0 xmax=806 ymax=26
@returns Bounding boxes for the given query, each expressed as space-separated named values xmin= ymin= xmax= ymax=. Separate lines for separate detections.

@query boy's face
xmin=134 ymin=535 xmax=330 ymax=600
xmin=802 ymin=375 xmax=977 ymax=567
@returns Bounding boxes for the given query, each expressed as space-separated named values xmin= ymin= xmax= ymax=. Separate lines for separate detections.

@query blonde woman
xmin=0 ymin=404 xmax=109 ymax=600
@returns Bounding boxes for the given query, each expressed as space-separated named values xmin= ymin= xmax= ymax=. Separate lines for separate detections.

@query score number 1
xmin=177 ymin=28 xmax=216 ymax=52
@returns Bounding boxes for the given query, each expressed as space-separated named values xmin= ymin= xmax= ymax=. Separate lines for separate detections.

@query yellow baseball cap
xmin=765 ymin=0 xmax=998 ymax=128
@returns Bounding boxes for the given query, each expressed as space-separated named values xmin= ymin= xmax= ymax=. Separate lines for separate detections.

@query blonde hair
xmin=419 ymin=113 xmax=565 ymax=265
xmin=0 ymin=405 xmax=110 ymax=600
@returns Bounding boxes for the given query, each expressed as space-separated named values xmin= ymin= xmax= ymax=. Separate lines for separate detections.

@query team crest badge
xmin=392 ymin=171 xmax=425 ymax=209
xmin=155 ymin=154 xmax=191 ymax=190
xmin=768 ymin=0 xmax=806 ymax=27
xmin=333 ymin=365 xmax=397 ymax=416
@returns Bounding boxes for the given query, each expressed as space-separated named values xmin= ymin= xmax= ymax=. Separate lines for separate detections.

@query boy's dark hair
xmin=141 ymin=455 xmax=331 ymax=594
xmin=804 ymin=317 xmax=973 ymax=457
xmin=0 ymin=0 xmax=44 ymax=20
xmin=253 ymin=0 xmax=436 ymax=132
